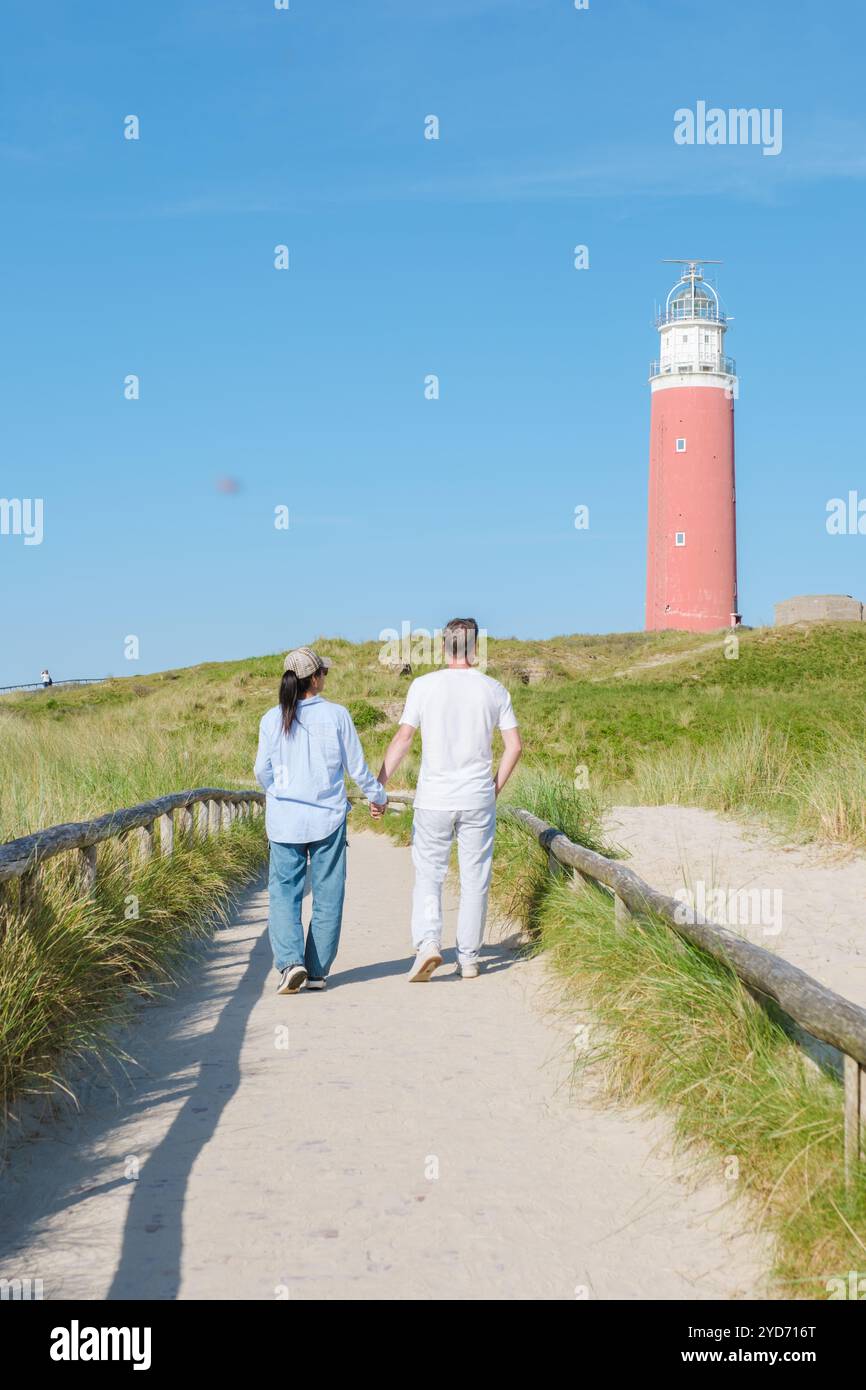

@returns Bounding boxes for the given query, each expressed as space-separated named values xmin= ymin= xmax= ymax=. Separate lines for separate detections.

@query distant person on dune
xmin=40 ymin=669 xmax=53 ymax=689
xmin=376 ymin=617 xmax=522 ymax=982
xmin=254 ymin=647 xmax=387 ymax=995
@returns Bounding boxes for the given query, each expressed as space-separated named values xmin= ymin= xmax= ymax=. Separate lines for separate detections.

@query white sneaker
xmin=306 ymin=978 xmax=326 ymax=991
xmin=277 ymin=965 xmax=307 ymax=994
xmin=408 ymin=947 xmax=443 ymax=982
xmin=458 ymin=961 xmax=480 ymax=979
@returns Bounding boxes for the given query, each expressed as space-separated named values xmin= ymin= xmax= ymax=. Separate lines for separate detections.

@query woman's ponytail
xmin=280 ymin=670 xmax=300 ymax=735
xmin=279 ymin=666 xmax=321 ymax=734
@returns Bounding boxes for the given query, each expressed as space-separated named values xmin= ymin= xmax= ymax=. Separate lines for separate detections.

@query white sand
xmin=605 ymin=806 xmax=866 ymax=1010
xmin=0 ymin=828 xmax=767 ymax=1301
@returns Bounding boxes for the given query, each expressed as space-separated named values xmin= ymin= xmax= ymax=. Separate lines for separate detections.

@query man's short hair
xmin=443 ymin=617 xmax=479 ymax=661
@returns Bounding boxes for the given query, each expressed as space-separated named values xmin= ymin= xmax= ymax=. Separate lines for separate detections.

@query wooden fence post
xmin=221 ymin=801 xmax=233 ymax=831
xmin=844 ymin=1054 xmax=864 ymax=1189
xmin=208 ymin=800 xmax=221 ymax=836
xmin=196 ymin=801 xmax=209 ymax=841
xmin=158 ymin=811 xmax=174 ymax=857
xmin=79 ymin=845 xmax=97 ymax=895
xmin=178 ymin=805 xmax=193 ymax=840
xmin=136 ymin=823 xmax=154 ymax=862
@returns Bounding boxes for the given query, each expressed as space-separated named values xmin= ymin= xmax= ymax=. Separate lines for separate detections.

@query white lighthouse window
xmin=675 ymin=531 xmax=686 ymax=547
xmin=675 ymin=437 xmax=687 ymax=452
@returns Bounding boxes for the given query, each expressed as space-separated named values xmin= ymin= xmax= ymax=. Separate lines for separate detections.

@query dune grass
xmin=488 ymin=775 xmax=866 ymax=1298
xmin=0 ymin=817 xmax=267 ymax=1121
xmin=0 ymin=697 xmax=269 ymax=1120
xmin=5 ymin=619 xmax=865 ymax=847
xmin=625 ymin=720 xmax=866 ymax=848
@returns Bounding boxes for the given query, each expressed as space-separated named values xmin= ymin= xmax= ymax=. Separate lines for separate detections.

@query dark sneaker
xmin=277 ymin=965 xmax=307 ymax=995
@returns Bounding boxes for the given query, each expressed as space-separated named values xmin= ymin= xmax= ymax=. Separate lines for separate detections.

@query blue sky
xmin=2 ymin=0 xmax=865 ymax=684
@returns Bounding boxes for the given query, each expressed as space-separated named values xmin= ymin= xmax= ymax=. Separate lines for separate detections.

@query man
xmin=377 ymin=618 xmax=522 ymax=981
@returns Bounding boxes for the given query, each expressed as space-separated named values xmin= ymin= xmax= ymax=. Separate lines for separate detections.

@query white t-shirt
xmin=400 ymin=669 xmax=518 ymax=811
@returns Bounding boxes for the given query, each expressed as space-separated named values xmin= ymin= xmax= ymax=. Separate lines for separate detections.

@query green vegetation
xmin=4 ymin=620 xmax=863 ymax=845
xmin=0 ymin=819 xmax=265 ymax=1118
xmin=2 ymin=620 xmax=864 ymax=1286
xmin=487 ymin=775 xmax=866 ymax=1299
xmin=0 ymin=670 xmax=275 ymax=1118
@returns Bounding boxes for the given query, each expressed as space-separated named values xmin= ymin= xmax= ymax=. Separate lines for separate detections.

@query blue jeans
xmin=267 ymin=818 xmax=348 ymax=977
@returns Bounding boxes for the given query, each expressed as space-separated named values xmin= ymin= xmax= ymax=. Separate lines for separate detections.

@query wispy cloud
xmin=401 ymin=127 xmax=866 ymax=204
xmin=60 ymin=113 xmax=866 ymax=223
xmin=148 ymin=134 xmax=866 ymax=220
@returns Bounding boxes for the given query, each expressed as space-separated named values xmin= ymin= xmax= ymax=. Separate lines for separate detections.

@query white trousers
xmin=410 ymin=806 xmax=496 ymax=964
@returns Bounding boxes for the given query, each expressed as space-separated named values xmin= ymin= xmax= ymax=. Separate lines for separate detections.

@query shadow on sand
xmin=0 ymin=878 xmax=271 ymax=1300
xmin=1 ymin=886 xmax=525 ymax=1299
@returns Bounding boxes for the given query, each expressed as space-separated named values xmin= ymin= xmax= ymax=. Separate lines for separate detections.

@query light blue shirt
xmin=254 ymin=696 xmax=386 ymax=844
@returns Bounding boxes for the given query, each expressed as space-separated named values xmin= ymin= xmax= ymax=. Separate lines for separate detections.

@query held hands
xmin=369 ymin=799 xmax=386 ymax=820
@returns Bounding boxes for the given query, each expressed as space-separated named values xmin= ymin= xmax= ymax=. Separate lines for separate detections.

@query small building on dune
xmin=774 ymin=594 xmax=865 ymax=625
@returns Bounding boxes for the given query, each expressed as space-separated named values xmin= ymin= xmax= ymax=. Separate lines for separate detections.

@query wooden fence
xmin=0 ymin=788 xmax=265 ymax=892
xmin=1 ymin=784 xmax=864 ymax=1185
xmin=358 ymin=790 xmax=866 ymax=1186
xmin=506 ymin=805 xmax=866 ymax=1189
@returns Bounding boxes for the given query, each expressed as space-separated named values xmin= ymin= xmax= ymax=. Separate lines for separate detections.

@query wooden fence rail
xmin=505 ymin=805 xmax=866 ymax=1188
xmin=2 ymin=784 xmax=863 ymax=1183
xmin=0 ymin=788 xmax=265 ymax=885
xmin=354 ymin=790 xmax=866 ymax=1183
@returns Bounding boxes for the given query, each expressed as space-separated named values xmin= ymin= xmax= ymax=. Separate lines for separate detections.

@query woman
xmin=254 ymin=646 xmax=387 ymax=994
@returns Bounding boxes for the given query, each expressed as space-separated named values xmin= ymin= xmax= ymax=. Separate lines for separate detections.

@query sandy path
xmin=605 ymin=806 xmax=866 ymax=1011
xmin=0 ymin=828 xmax=766 ymax=1301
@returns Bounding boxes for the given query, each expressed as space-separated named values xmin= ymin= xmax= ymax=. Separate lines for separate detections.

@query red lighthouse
xmin=645 ymin=260 xmax=740 ymax=632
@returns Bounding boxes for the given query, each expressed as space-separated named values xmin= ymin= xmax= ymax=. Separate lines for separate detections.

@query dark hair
xmin=443 ymin=617 xmax=479 ymax=663
xmin=279 ymin=666 xmax=323 ymax=735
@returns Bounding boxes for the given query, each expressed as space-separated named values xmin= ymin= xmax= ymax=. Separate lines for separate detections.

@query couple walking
xmin=253 ymin=618 xmax=522 ymax=993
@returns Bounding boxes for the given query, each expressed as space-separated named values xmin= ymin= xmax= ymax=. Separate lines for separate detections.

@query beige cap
xmin=283 ymin=646 xmax=332 ymax=678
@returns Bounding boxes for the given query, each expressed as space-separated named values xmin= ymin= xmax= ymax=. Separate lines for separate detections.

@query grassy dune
xmin=3 ymin=619 xmax=864 ymax=845
xmin=2 ymin=621 xmax=865 ymax=1290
